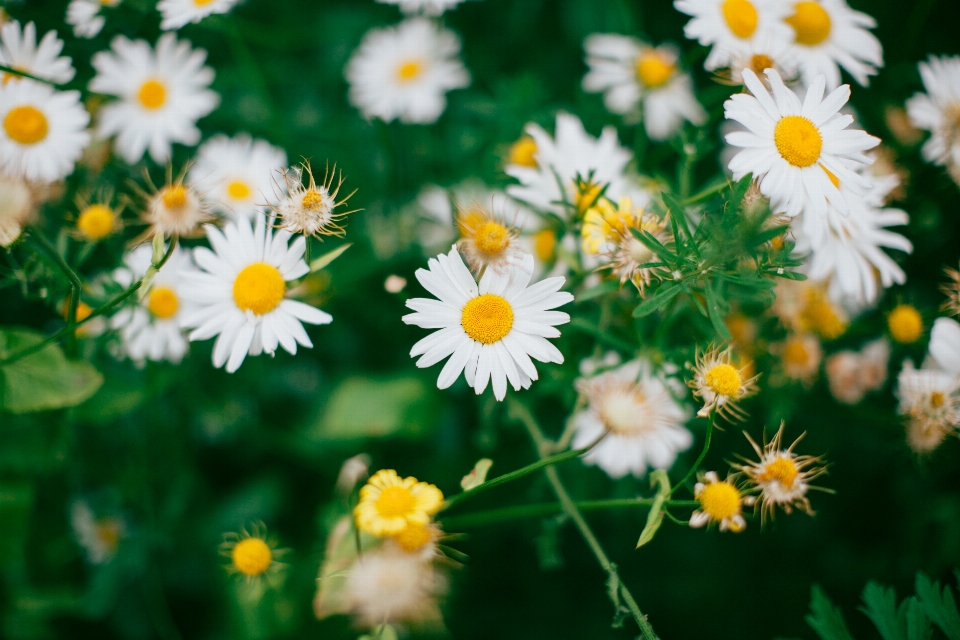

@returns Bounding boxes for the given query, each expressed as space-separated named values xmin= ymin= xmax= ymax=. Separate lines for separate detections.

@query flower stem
xmin=26 ymin=230 xmax=83 ymax=353
xmin=440 ymin=498 xmax=699 ymax=530
xmin=669 ymin=410 xmax=715 ymax=497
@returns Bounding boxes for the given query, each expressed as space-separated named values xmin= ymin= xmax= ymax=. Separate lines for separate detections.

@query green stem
xmin=681 ymin=179 xmax=729 ymax=206
xmin=670 ymin=411 xmax=715 ymax=497
xmin=0 ymin=64 xmax=60 ymax=86
xmin=439 ymin=498 xmax=700 ymax=529
xmin=26 ymin=230 xmax=82 ymax=352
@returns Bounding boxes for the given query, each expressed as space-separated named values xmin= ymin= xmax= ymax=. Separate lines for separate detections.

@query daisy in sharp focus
xmin=67 ymin=0 xmax=122 ymax=39
xmin=187 ymin=134 xmax=287 ymax=220
xmin=724 ymin=68 xmax=880 ymax=219
xmin=271 ymin=161 xmax=357 ymax=238
xmin=906 ymin=56 xmax=960 ymax=183
xmin=402 ymin=248 xmax=573 ymax=401
xmin=674 ymin=0 xmax=792 ymax=71
xmin=0 ymin=21 xmax=75 ymax=84
xmin=689 ymin=471 xmax=755 ymax=532
xmin=376 ymin=0 xmax=466 ymax=16
xmin=179 ymin=215 xmax=333 ymax=373
xmin=354 ymin=469 xmax=444 ymax=537
xmin=345 ymin=18 xmax=470 ymax=125
xmin=582 ymin=36 xmax=706 ymax=141
xmin=89 ymin=33 xmax=219 ymax=164
xmin=157 ymin=0 xmax=241 ymax=31
xmin=687 ymin=345 xmax=759 ymax=420
xmin=570 ymin=358 xmax=693 ymax=479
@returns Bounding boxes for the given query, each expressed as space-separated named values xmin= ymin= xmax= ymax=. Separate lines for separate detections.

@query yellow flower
xmin=687 ymin=345 xmax=759 ymax=421
xmin=888 ymin=304 xmax=923 ymax=344
xmin=455 ymin=205 xmax=522 ymax=275
xmin=354 ymin=470 xmax=444 ymax=537
xmin=689 ymin=471 xmax=754 ymax=533
xmin=77 ymin=204 xmax=118 ymax=241
xmin=220 ymin=523 xmax=284 ymax=582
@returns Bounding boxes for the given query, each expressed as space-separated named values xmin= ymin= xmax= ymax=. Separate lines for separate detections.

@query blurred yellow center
xmin=227 ymin=180 xmax=251 ymax=200
xmin=822 ymin=165 xmax=840 ymax=189
xmin=231 ymin=538 xmax=272 ymax=576
xmin=750 ymin=53 xmax=775 ymax=74
xmin=888 ymin=304 xmax=922 ymax=343
xmin=76 ymin=301 xmax=93 ymax=322
xmin=462 ymin=294 xmax=514 ymax=344
xmin=757 ymin=457 xmax=799 ymax=488
xmin=148 ymin=286 xmax=179 ymax=319
xmin=4 ymin=105 xmax=48 ymax=144
xmin=636 ymin=53 xmax=674 ymax=88
xmin=138 ymin=79 xmax=167 ymax=110
xmin=705 ymin=363 xmax=742 ymax=396
xmin=533 ymin=228 xmax=557 ymax=262
xmin=787 ymin=1 xmax=832 ymax=46
xmin=95 ymin=520 xmax=121 ymax=552
xmin=77 ymin=204 xmax=115 ymax=241
xmin=376 ymin=486 xmax=415 ymax=517
xmin=194 ymin=0 xmax=215 ymax=5
xmin=473 ymin=221 xmax=510 ymax=254
xmin=233 ymin=263 xmax=285 ymax=315
xmin=782 ymin=337 xmax=810 ymax=367
xmin=774 ymin=116 xmax=822 ymax=167
xmin=509 ymin=136 xmax=538 ymax=167
xmin=699 ymin=482 xmax=741 ymax=520
xmin=931 ymin=392 xmax=945 ymax=408
xmin=393 ymin=522 xmax=433 ymax=552
xmin=803 ymin=291 xmax=846 ymax=339
xmin=397 ymin=60 xmax=423 ymax=82
xmin=722 ymin=0 xmax=759 ymax=38
xmin=162 ymin=185 xmax=188 ymax=209
xmin=574 ymin=183 xmax=603 ymax=214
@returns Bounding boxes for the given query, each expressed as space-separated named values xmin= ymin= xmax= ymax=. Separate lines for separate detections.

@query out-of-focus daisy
xmin=456 ymin=205 xmax=525 ymax=275
xmin=376 ymin=0 xmax=466 ymax=15
xmin=179 ymin=215 xmax=332 ymax=373
xmin=138 ymin=173 xmax=212 ymax=239
xmin=389 ymin=521 xmax=442 ymax=559
xmin=220 ymin=523 xmax=285 ymax=583
xmin=345 ymin=18 xmax=470 ymax=124
xmin=942 ymin=264 xmax=960 ymax=318
xmin=344 ymin=546 xmax=446 ymax=627
xmin=90 ymin=33 xmax=219 ymax=164
xmin=784 ymin=0 xmax=882 ymax=89
xmin=825 ymin=338 xmax=889 ymax=404
xmin=415 ymin=180 xmax=530 ymax=253
xmin=111 ymin=244 xmax=193 ymax=365
xmin=674 ymin=0 xmax=792 ymax=71
xmin=724 ymin=32 xmax=801 ymax=85
xmin=0 ymin=80 xmax=90 ymax=183
xmin=906 ymin=56 xmax=960 ymax=183
xmin=724 ymin=68 xmax=879 ymax=218
xmin=0 ymin=21 xmax=75 ymax=84
xmin=74 ymin=194 xmax=123 ymax=242
xmin=772 ymin=278 xmax=848 ymax=339
xmin=929 ymin=317 xmax=960 ymax=377
xmin=582 ymin=36 xmax=706 ymax=140
xmin=687 ymin=345 xmax=759 ymax=420
xmin=689 ymin=471 xmax=755 ymax=532
xmin=158 ymin=0 xmax=241 ymax=31
xmin=0 ymin=172 xmax=36 ymax=246
xmin=774 ymin=333 xmax=822 ymax=385
xmin=570 ymin=358 xmax=692 ymax=479
xmin=896 ymin=361 xmax=960 ymax=454
xmin=272 ymin=161 xmax=357 ymax=238
xmin=70 ymin=501 xmax=125 ymax=565
xmin=354 ymin=469 xmax=443 ymax=537
xmin=187 ymin=133 xmax=286 ymax=220
xmin=67 ymin=0 xmax=122 ymax=39
xmin=402 ymin=248 xmax=573 ymax=401
xmin=887 ymin=304 xmax=924 ymax=345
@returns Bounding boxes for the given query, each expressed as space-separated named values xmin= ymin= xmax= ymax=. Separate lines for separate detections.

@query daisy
xmin=895 ymin=361 xmax=960 ymax=454
xmin=110 ymin=244 xmax=194 ymax=364
xmin=220 ymin=523 xmax=285 ymax=583
xmin=74 ymin=193 xmax=123 ymax=242
xmin=674 ymin=0 xmax=792 ymax=71
xmin=345 ymin=18 xmax=470 ymax=124
xmin=724 ymin=68 xmax=880 ymax=219
xmin=570 ymin=358 xmax=692 ymax=479
xmin=402 ymin=248 xmax=573 ymax=401
xmin=139 ymin=174 xmax=212 ymax=239
xmin=772 ymin=279 xmax=848 ymax=339
xmin=0 ymin=172 xmax=36 ymax=247
xmin=774 ymin=333 xmax=822 ymax=385
xmin=354 ymin=469 xmax=443 ymax=537
xmin=179 ymin=215 xmax=333 ymax=373
xmin=70 ymin=501 xmax=125 ymax=565
xmin=784 ymin=0 xmax=883 ymax=89
xmin=0 ymin=80 xmax=90 ymax=183
xmin=376 ymin=0 xmax=467 ymax=15
xmin=825 ymin=338 xmax=889 ymax=404
xmin=158 ymin=0 xmax=241 ymax=31
xmin=344 ymin=546 xmax=447 ymax=627
xmin=582 ymin=36 xmax=706 ymax=140
xmin=187 ymin=133 xmax=287 ymax=220
xmin=687 ymin=345 xmax=759 ymax=420
xmin=906 ymin=56 xmax=960 ymax=180
xmin=929 ymin=317 xmax=960 ymax=376
xmin=271 ymin=161 xmax=357 ymax=238
xmin=89 ymin=33 xmax=219 ymax=164
xmin=415 ymin=180 xmax=529 ymax=253
xmin=688 ymin=471 xmax=755 ymax=532
xmin=66 ymin=0 xmax=122 ymax=39
xmin=456 ymin=204 xmax=525 ymax=275
xmin=723 ymin=31 xmax=801 ymax=85
xmin=0 ymin=21 xmax=75 ymax=84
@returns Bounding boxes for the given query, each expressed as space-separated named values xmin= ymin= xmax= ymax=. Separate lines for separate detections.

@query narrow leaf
xmin=636 ymin=470 xmax=670 ymax=548
xmin=310 ymin=243 xmax=352 ymax=272
xmin=905 ymin=597 xmax=932 ymax=640
xmin=632 ymin=284 xmax=682 ymax=318
xmin=703 ymin=281 xmax=732 ymax=341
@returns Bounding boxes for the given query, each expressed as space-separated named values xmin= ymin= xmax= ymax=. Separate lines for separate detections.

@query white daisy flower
xmin=674 ymin=0 xmax=792 ymax=71
xmin=89 ymin=33 xmax=219 ymax=164
xmin=272 ymin=161 xmax=356 ymax=238
xmin=376 ymin=0 xmax=467 ymax=16
xmin=724 ymin=31 xmax=802 ymax=85
xmin=158 ymin=0 xmax=241 ymax=31
xmin=570 ymin=358 xmax=692 ymax=479
xmin=895 ymin=360 xmax=960 ymax=453
xmin=0 ymin=172 xmax=35 ymax=247
xmin=582 ymin=36 xmax=707 ymax=140
xmin=0 ymin=80 xmax=90 ymax=183
xmin=784 ymin=0 xmax=882 ymax=89
xmin=345 ymin=18 xmax=470 ymax=125
xmin=825 ymin=338 xmax=889 ymax=405
xmin=179 ymin=215 xmax=333 ymax=373
xmin=111 ymin=244 xmax=194 ymax=364
xmin=402 ymin=247 xmax=573 ymax=401
xmin=344 ymin=546 xmax=446 ymax=627
xmin=187 ymin=133 xmax=287 ymax=220
xmin=929 ymin=317 xmax=960 ymax=377
xmin=724 ymin=68 xmax=879 ymax=219
xmin=906 ymin=56 xmax=960 ymax=179
xmin=0 ymin=21 xmax=75 ymax=84
xmin=66 ymin=0 xmax=122 ymax=39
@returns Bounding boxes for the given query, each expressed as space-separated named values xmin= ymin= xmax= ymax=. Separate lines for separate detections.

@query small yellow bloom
xmin=888 ymin=304 xmax=923 ymax=344
xmin=77 ymin=204 xmax=117 ymax=241
xmin=354 ymin=470 xmax=444 ymax=537
xmin=689 ymin=471 xmax=754 ymax=533
xmin=455 ymin=206 xmax=522 ymax=275
xmin=220 ymin=523 xmax=284 ymax=582
xmin=687 ymin=345 xmax=759 ymax=421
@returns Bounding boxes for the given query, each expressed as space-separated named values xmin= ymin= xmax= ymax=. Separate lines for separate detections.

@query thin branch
xmin=670 ymin=410 xmax=715 ymax=497
xmin=439 ymin=498 xmax=700 ymax=529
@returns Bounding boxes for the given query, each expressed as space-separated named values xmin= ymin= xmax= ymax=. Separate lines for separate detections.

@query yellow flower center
xmin=4 ymin=105 xmax=48 ymax=144
xmin=786 ymin=1 xmax=832 ymax=46
xmin=162 ymin=185 xmax=188 ymax=209
xmin=757 ymin=456 xmax=799 ymax=488
xmin=931 ymin=391 xmax=945 ymax=408
xmin=888 ymin=304 xmax=923 ymax=344
xmin=599 ymin=389 xmax=647 ymax=434
xmin=95 ymin=520 xmax=122 ymax=552
xmin=397 ymin=60 xmax=423 ymax=82
xmin=77 ymin=204 xmax=115 ymax=241
xmin=147 ymin=286 xmax=179 ymax=319
xmin=233 ymin=263 xmax=286 ymax=315
xmin=392 ymin=522 xmax=433 ymax=552
xmin=774 ymin=115 xmax=822 ymax=167
xmin=302 ymin=188 xmax=325 ymax=210
xmin=509 ymin=136 xmax=538 ymax=168
xmin=635 ymin=52 xmax=675 ymax=88
xmin=138 ymin=79 xmax=167 ymax=110
xmin=473 ymin=221 xmax=510 ymax=255
xmin=704 ymin=363 xmax=742 ymax=396
xmin=698 ymin=481 xmax=741 ymax=520
xmin=461 ymin=294 xmax=514 ymax=344
xmin=194 ymin=0 xmax=215 ymax=5
xmin=722 ymin=0 xmax=759 ymax=38
xmin=782 ymin=336 xmax=810 ymax=367
xmin=375 ymin=485 xmax=416 ymax=518
xmin=231 ymin=538 xmax=272 ymax=576
xmin=749 ymin=53 xmax=775 ymax=75
xmin=227 ymin=180 xmax=251 ymax=200
xmin=533 ymin=228 xmax=557 ymax=262
xmin=821 ymin=165 xmax=840 ymax=189
xmin=802 ymin=290 xmax=846 ymax=339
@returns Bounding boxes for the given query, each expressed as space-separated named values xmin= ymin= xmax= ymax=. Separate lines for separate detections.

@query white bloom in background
xmin=345 ymin=18 xmax=470 ymax=124
xmin=0 ymin=21 xmax=75 ymax=84
xmin=143 ymin=180 xmax=212 ymax=238
xmin=825 ymin=338 xmax=889 ymax=404
xmin=571 ymin=358 xmax=692 ymax=479
xmin=582 ymin=36 xmax=706 ymax=140
xmin=180 ymin=215 xmax=332 ymax=373
xmin=67 ymin=0 xmax=122 ymax=39
xmin=725 ymin=32 xmax=802 ymax=85
xmin=774 ymin=333 xmax=822 ymax=385
xmin=111 ymin=244 xmax=194 ymax=364
xmin=0 ymin=81 xmax=90 ymax=183
xmin=724 ymin=68 xmax=879 ymax=218
xmin=90 ymin=33 xmax=219 ymax=164
xmin=906 ymin=56 xmax=960 ymax=179
xmin=929 ymin=317 xmax=960 ymax=377
xmin=403 ymin=248 xmax=573 ymax=401
xmin=158 ymin=0 xmax=241 ymax=31
xmin=272 ymin=162 xmax=355 ymax=238
xmin=70 ymin=501 xmax=125 ymax=565
xmin=188 ymin=134 xmax=287 ymax=220
xmin=376 ymin=0 xmax=467 ymax=16
xmin=784 ymin=0 xmax=882 ymax=89
xmin=896 ymin=361 xmax=960 ymax=453
xmin=674 ymin=0 xmax=792 ymax=71
xmin=344 ymin=546 xmax=446 ymax=626
xmin=0 ymin=172 xmax=35 ymax=246
xmin=415 ymin=181 xmax=531 ymax=252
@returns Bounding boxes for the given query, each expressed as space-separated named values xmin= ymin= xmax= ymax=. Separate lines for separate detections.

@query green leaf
xmin=729 ymin=173 xmax=753 ymax=212
xmin=774 ymin=269 xmax=808 ymax=281
xmin=905 ymin=598 xmax=932 ymax=640
xmin=630 ymin=227 xmax=676 ymax=263
xmin=309 ymin=243 xmax=351 ymax=272
xmin=915 ymin=573 xmax=960 ymax=640
xmin=860 ymin=582 xmax=903 ymax=640
xmin=635 ymin=470 xmax=670 ymax=548
xmin=0 ymin=328 xmax=103 ymax=414
xmin=806 ymin=585 xmax=856 ymax=640
xmin=661 ymin=192 xmax=694 ymax=241
xmin=702 ymin=281 xmax=731 ymax=341
xmin=632 ymin=284 xmax=682 ymax=318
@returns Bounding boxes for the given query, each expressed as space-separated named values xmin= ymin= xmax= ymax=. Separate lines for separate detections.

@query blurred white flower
xmin=825 ymin=338 xmax=889 ymax=405
xmin=674 ymin=0 xmax=792 ymax=71
xmin=0 ymin=21 xmax=75 ymax=84
xmin=929 ymin=317 xmax=960 ymax=377
xmin=66 ymin=0 xmax=122 ymax=39
xmin=158 ymin=0 xmax=241 ymax=31
xmin=344 ymin=546 xmax=446 ymax=626
xmin=0 ymin=172 xmax=35 ymax=246
xmin=345 ymin=18 xmax=470 ymax=124
xmin=724 ymin=31 xmax=801 ymax=85
xmin=143 ymin=181 xmax=212 ymax=238
xmin=71 ymin=501 xmax=125 ymax=565
xmin=376 ymin=0 xmax=467 ymax=16
xmin=906 ymin=56 xmax=960 ymax=181
xmin=896 ymin=360 xmax=960 ymax=454
xmin=774 ymin=333 xmax=822 ymax=385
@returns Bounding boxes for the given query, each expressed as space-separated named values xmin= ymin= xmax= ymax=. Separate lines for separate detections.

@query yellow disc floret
xmin=509 ymin=136 xmax=538 ymax=168
xmin=397 ymin=60 xmax=423 ymax=82
xmin=698 ymin=481 xmax=742 ymax=520
xmin=138 ymin=79 xmax=167 ymax=110
xmin=705 ymin=363 xmax=743 ymax=397
xmin=147 ymin=286 xmax=179 ymax=319
xmin=722 ymin=0 xmax=759 ymax=39
xmin=756 ymin=456 xmax=799 ymax=488
xmin=301 ymin=189 xmax=325 ymax=210
xmin=636 ymin=52 xmax=674 ymax=88
xmin=888 ymin=304 xmax=923 ymax=343
xmin=392 ymin=521 xmax=434 ymax=553
xmin=786 ymin=1 xmax=832 ymax=46
xmin=233 ymin=263 xmax=286 ymax=315
xmin=227 ymin=180 xmax=251 ymax=200
xmin=774 ymin=115 xmax=822 ymax=167
xmin=162 ymin=185 xmax=188 ymax=209
xmin=231 ymin=537 xmax=272 ymax=577
xmin=750 ymin=53 xmax=775 ymax=75
xmin=461 ymin=294 xmax=514 ymax=344
xmin=4 ymin=105 xmax=48 ymax=144
xmin=77 ymin=204 xmax=115 ymax=241
xmin=472 ymin=221 xmax=510 ymax=255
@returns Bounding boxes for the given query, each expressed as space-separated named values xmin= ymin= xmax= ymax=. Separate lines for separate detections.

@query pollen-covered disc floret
xmin=272 ymin=162 xmax=356 ymax=238
xmin=688 ymin=345 xmax=760 ymax=420
xmin=354 ymin=469 xmax=444 ymax=537
xmin=143 ymin=180 xmax=211 ymax=239
xmin=402 ymin=247 xmax=573 ymax=401
xmin=689 ymin=471 xmax=755 ymax=532
xmin=455 ymin=205 xmax=524 ymax=275
xmin=219 ymin=522 xmax=284 ymax=583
